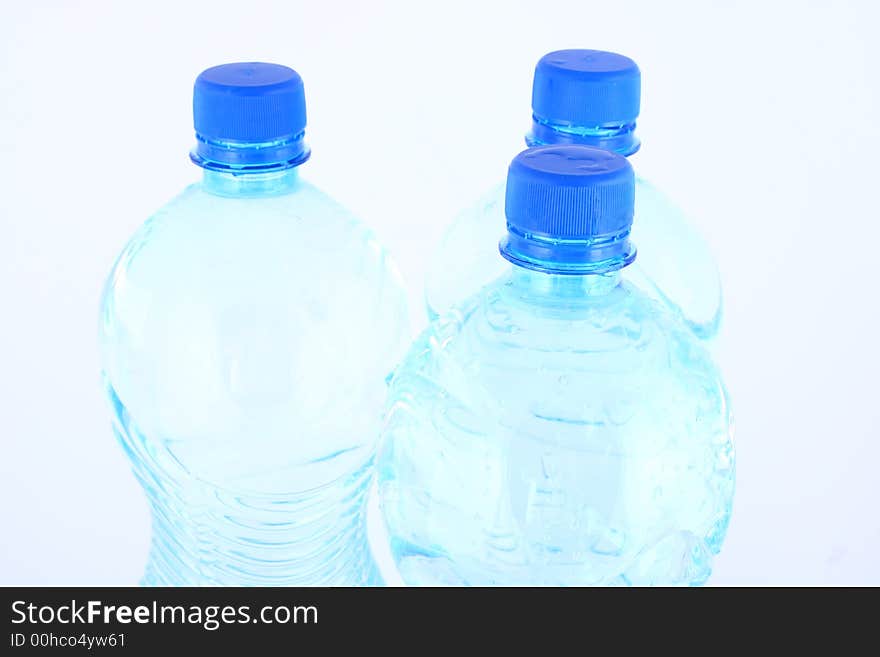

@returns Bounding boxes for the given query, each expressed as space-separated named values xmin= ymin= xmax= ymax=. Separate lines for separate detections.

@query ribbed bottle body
xmin=100 ymin=175 xmax=408 ymax=585
xmin=381 ymin=270 xmax=734 ymax=586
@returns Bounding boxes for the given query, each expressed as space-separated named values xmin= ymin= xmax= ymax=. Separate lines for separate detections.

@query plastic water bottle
xmin=425 ymin=50 xmax=722 ymax=339
xmin=99 ymin=63 xmax=408 ymax=585
xmin=378 ymin=145 xmax=735 ymax=586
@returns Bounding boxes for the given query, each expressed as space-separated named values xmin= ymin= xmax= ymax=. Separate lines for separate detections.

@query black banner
xmin=0 ymin=586 xmax=867 ymax=651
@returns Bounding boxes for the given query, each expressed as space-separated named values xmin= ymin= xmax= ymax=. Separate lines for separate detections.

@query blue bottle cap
xmin=191 ymin=62 xmax=310 ymax=171
xmin=528 ymin=50 xmax=641 ymax=155
xmin=532 ymin=49 xmax=641 ymax=127
xmin=500 ymin=145 xmax=636 ymax=273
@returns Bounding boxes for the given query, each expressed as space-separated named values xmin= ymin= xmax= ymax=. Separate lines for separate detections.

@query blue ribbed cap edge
xmin=500 ymin=145 xmax=636 ymax=273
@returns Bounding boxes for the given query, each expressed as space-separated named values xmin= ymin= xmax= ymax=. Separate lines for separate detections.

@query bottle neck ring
xmin=526 ymin=117 xmax=640 ymax=157
xmin=190 ymin=132 xmax=310 ymax=173
xmin=499 ymin=229 xmax=636 ymax=276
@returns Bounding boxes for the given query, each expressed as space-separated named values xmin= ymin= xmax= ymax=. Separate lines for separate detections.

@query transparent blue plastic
xmin=425 ymin=136 xmax=723 ymax=340
xmin=100 ymin=167 xmax=408 ymax=585
xmin=380 ymin=264 xmax=734 ymax=585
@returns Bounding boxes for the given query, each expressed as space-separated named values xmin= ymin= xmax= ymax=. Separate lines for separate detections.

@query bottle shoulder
xmin=103 ymin=177 xmax=404 ymax=299
xmin=99 ymin=176 xmax=410 ymax=464
xmin=100 ymin=174 xmax=409 ymax=384
xmin=401 ymin=274 xmax=725 ymax=415
xmin=449 ymin=275 xmax=701 ymax=353
xmin=135 ymin=177 xmax=376 ymax=244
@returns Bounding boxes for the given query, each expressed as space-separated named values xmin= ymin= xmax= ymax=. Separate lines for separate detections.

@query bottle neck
xmin=499 ymin=230 xmax=637 ymax=277
xmin=191 ymin=132 xmax=310 ymax=198
xmin=201 ymin=168 xmax=301 ymax=198
xmin=508 ymin=265 xmax=622 ymax=300
xmin=526 ymin=118 xmax=640 ymax=156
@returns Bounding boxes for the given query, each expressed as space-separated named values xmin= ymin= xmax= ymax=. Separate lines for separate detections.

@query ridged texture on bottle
xmin=505 ymin=146 xmax=634 ymax=240
xmin=505 ymin=181 xmax=634 ymax=239
xmin=109 ymin=384 xmax=379 ymax=586
xmin=193 ymin=63 xmax=307 ymax=143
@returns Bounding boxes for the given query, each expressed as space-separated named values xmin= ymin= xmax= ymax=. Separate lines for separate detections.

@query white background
xmin=1 ymin=0 xmax=878 ymax=585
